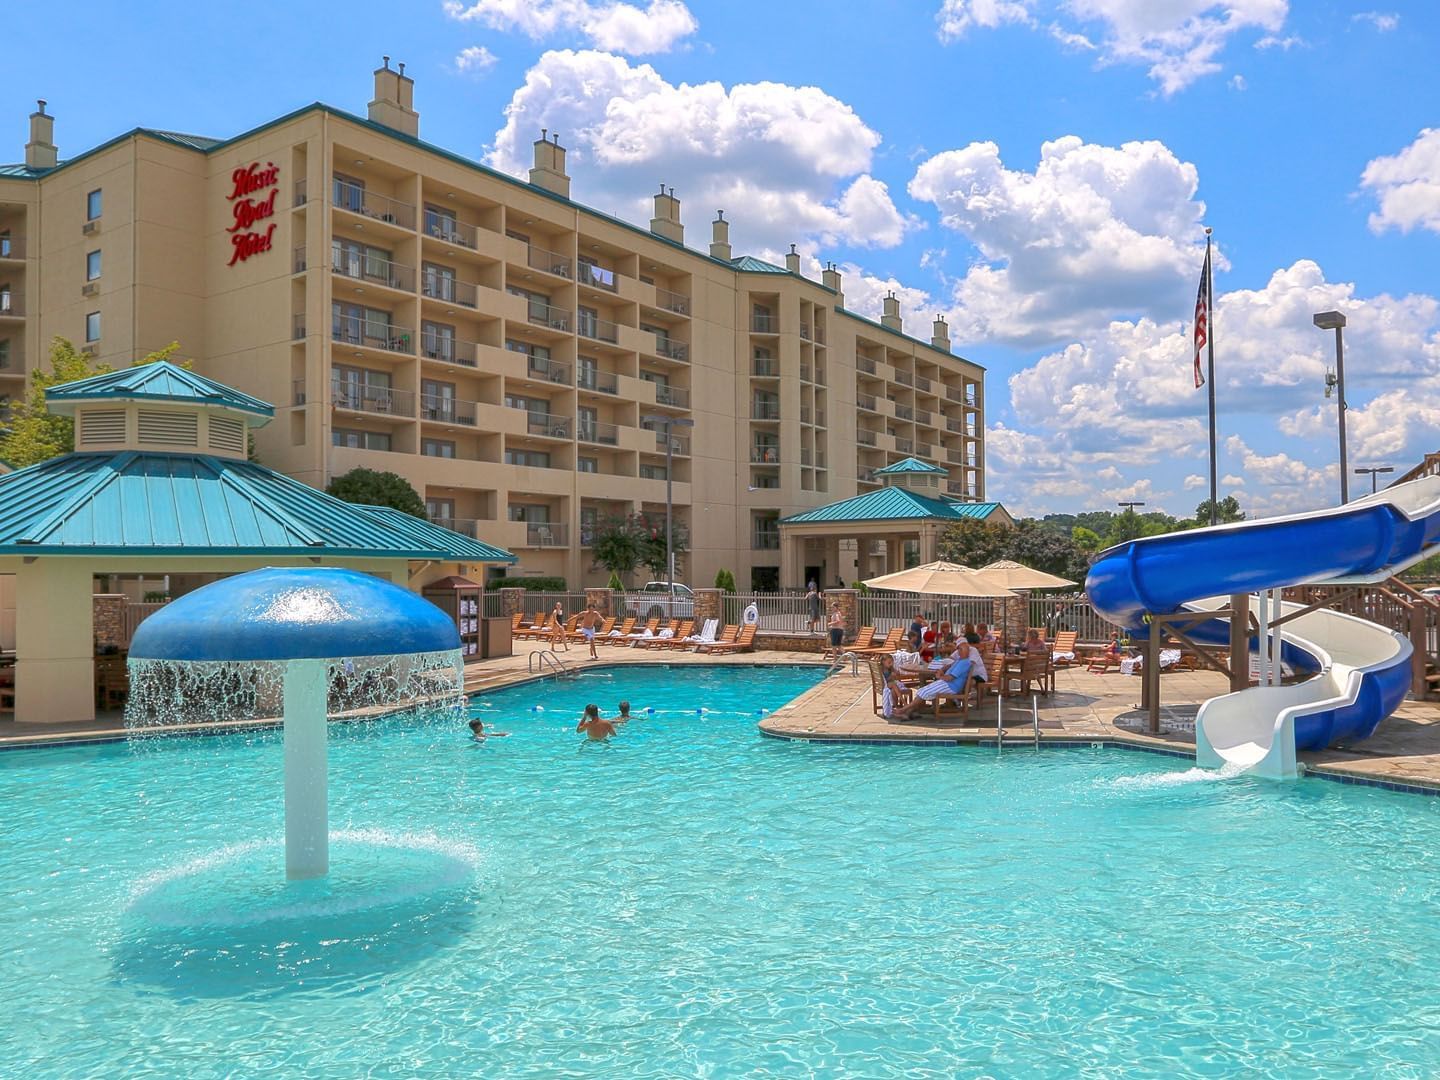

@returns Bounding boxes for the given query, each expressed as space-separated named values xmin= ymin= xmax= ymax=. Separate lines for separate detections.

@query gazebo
xmin=0 ymin=362 xmax=513 ymax=726
xmin=777 ymin=458 xmax=1013 ymax=589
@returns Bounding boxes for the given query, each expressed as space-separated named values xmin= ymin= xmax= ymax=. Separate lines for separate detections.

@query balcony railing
xmin=578 ymin=420 xmax=620 ymax=446
xmin=332 ymin=315 xmax=415 ymax=355
xmin=816 ymin=411 xmax=826 ymax=427
xmin=947 ymin=449 xmax=965 ymax=465
xmin=752 ymin=530 xmax=780 ymax=551
xmin=577 ymin=368 xmax=619 ymax=395
xmin=752 ymin=358 xmax=779 ymax=378
xmin=0 ymin=236 xmax=23 ymax=259
xmin=653 ymin=338 xmax=688 ymax=362
xmin=750 ymin=446 xmax=780 ymax=464
xmin=751 ymin=314 xmax=777 ymax=333
xmin=895 ymin=437 xmax=914 ymax=454
xmin=857 ymin=393 xmax=877 ymax=411
xmin=915 ymin=376 xmax=932 ymax=393
xmin=528 ymin=303 xmax=572 ymax=332
xmin=857 ymin=429 xmax=877 ymax=447
xmin=429 ymin=516 xmax=479 ymax=538
xmin=895 ymin=404 xmax=914 ymax=421
xmin=801 ymin=448 xmax=812 ymax=466
xmin=578 ymin=261 xmax=617 ymax=292
xmin=915 ymin=409 xmax=933 ymax=426
xmin=293 ymin=313 xmax=307 ymax=340
xmin=333 ymin=247 xmax=415 ymax=292
xmin=656 ymin=287 xmax=689 ymax=315
xmin=947 ymin=481 xmax=976 ymax=498
xmin=527 ymin=245 xmax=572 ymax=279
xmin=423 ymin=214 xmax=477 ymax=249
xmin=421 ymin=335 xmax=478 ymax=368
xmin=800 ymin=365 xmax=811 ymax=382
xmin=422 ymin=273 xmax=479 ymax=308
xmin=332 ymin=181 xmax=416 ymax=230
xmin=421 ymin=395 xmax=477 ymax=426
xmin=514 ymin=409 xmax=572 ymax=439
xmin=917 ymin=443 xmax=933 ymax=458
xmin=649 ymin=431 xmax=691 ymax=456
xmin=330 ymin=381 xmax=415 ymax=417
xmin=638 ymin=464 xmax=669 ymax=481
xmin=293 ymin=245 xmax=307 ymax=272
xmin=751 ymin=402 xmax=780 ymax=421
xmin=800 ymin=324 xmax=811 ymax=341
xmin=0 ymin=291 xmax=23 ymax=317
xmin=857 ymin=356 xmax=877 ymax=375
xmin=525 ymin=522 xmax=570 ymax=547
xmin=894 ymin=370 xmax=914 ymax=387
xmin=527 ymin=355 xmax=571 ymax=386
xmin=858 ymin=467 xmax=877 ymax=483
xmin=576 ymin=315 xmax=620 ymax=343
xmin=294 ymin=179 xmax=308 ymax=207
xmin=653 ymin=384 xmax=689 ymax=408
xmin=946 ymin=418 xmax=965 ymax=434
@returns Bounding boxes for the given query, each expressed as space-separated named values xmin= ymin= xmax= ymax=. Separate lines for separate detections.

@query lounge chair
xmin=704 ymin=624 xmax=756 ymax=654
xmin=1051 ymin=630 xmax=1078 ymax=667
xmin=623 ymin=618 xmax=662 ymax=645
xmin=570 ymin=616 xmax=615 ymax=642
xmin=678 ymin=618 xmax=719 ymax=649
xmin=1087 ymin=650 xmax=1122 ymax=674
xmin=638 ymin=620 xmax=685 ymax=649
xmin=656 ymin=620 xmax=699 ymax=650
xmin=600 ymin=617 xmax=636 ymax=644
xmin=851 ymin=628 xmax=904 ymax=656
xmin=849 ymin=626 xmax=877 ymax=650
xmin=694 ymin=624 xmax=739 ymax=653
xmin=513 ymin=612 xmax=548 ymax=640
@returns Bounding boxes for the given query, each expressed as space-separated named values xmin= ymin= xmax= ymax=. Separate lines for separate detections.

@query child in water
xmin=616 ymin=701 xmax=633 ymax=723
xmin=468 ymin=719 xmax=510 ymax=740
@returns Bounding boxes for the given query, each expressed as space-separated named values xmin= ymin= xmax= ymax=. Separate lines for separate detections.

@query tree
xmin=1194 ymin=496 xmax=1245 ymax=526
xmin=590 ymin=514 xmax=642 ymax=586
xmin=1071 ymin=526 xmax=1103 ymax=553
xmin=714 ymin=569 xmax=737 ymax=593
xmin=0 ymin=336 xmax=181 ymax=468
xmin=934 ymin=518 xmax=1015 ymax=568
xmin=607 ymin=570 xmax=625 ymax=592
xmin=937 ymin=518 xmax=1090 ymax=584
xmin=325 ymin=468 xmax=426 ymax=518
xmin=635 ymin=512 xmax=689 ymax=580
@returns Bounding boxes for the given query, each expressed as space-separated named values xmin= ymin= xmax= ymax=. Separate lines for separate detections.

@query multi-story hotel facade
xmin=0 ymin=62 xmax=986 ymax=590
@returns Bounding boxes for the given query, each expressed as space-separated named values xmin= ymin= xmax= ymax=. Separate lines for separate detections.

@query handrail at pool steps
xmin=1085 ymin=474 xmax=1440 ymax=779
xmin=528 ymin=651 xmax=576 ymax=678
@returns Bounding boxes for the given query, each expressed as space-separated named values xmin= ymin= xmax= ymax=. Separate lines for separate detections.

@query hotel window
xmin=0 ymin=231 xmax=11 ymax=258
xmin=423 ymin=262 xmax=457 ymax=302
xmin=426 ymin=498 xmax=455 ymax=522
xmin=332 ymin=173 xmax=364 ymax=213
xmin=86 ymin=250 xmax=101 ymax=281
xmin=506 ymin=285 xmax=551 ymax=322
xmin=424 ymin=205 xmax=458 ymax=241
xmin=422 ymin=438 xmax=457 ymax=459
xmin=504 ymin=449 xmax=551 ymax=468
xmin=332 ymin=302 xmax=391 ymax=347
xmin=86 ymin=189 xmax=102 ymax=221
xmin=85 ymin=311 xmax=101 ymax=342
xmin=504 ymin=229 xmax=530 ymax=244
xmin=332 ymin=239 xmax=391 ymax=283
xmin=421 ymin=321 xmax=456 ymax=362
xmin=421 ymin=379 xmax=457 ymax=422
xmin=0 ymin=338 xmax=9 ymax=369
xmin=508 ymin=504 xmax=550 ymax=523
xmin=577 ymin=456 xmax=598 ymax=474
xmin=0 ymin=286 xmax=11 ymax=315
xmin=332 ymin=365 xmax=391 ymax=410
xmin=332 ymin=429 xmax=391 ymax=451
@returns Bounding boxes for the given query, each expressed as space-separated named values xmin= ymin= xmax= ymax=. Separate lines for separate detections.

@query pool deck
xmin=5 ymin=643 xmax=1440 ymax=793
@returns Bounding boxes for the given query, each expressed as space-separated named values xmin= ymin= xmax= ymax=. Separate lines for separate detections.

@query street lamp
xmin=1314 ymin=310 xmax=1348 ymax=503
xmin=1117 ymin=501 xmax=1146 ymax=513
xmin=1355 ymin=465 xmax=1394 ymax=494
xmin=640 ymin=413 xmax=696 ymax=604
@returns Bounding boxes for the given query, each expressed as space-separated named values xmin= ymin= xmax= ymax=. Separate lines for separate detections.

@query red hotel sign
xmin=226 ymin=161 xmax=280 ymax=266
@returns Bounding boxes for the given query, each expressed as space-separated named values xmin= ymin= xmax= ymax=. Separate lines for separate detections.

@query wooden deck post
xmin=1146 ymin=616 xmax=1162 ymax=734
xmin=1229 ymin=593 xmax=1250 ymax=693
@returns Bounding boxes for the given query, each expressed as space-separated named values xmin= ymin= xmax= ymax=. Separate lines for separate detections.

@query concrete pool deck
xmin=5 ymin=643 xmax=1440 ymax=793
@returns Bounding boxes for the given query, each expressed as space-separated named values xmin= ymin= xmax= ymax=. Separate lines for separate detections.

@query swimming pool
xmin=4 ymin=663 xmax=1440 ymax=1077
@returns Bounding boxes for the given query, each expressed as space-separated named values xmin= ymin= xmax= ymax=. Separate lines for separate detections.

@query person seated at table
xmin=878 ymin=654 xmax=913 ymax=718
xmin=1024 ymin=629 xmax=1048 ymax=654
xmin=908 ymin=612 xmax=928 ymax=650
xmin=920 ymin=622 xmax=938 ymax=662
xmin=894 ymin=650 xmax=982 ymax=719
xmin=976 ymin=623 xmax=997 ymax=647
xmin=962 ymin=622 xmax=981 ymax=645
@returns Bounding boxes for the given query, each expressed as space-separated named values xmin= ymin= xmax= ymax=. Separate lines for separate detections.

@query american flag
xmin=1193 ymin=245 xmax=1211 ymax=389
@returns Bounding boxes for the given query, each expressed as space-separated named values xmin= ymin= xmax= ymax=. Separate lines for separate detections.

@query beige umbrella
xmin=977 ymin=559 xmax=1076 ymax=590
xmin=863 ymin=560 xmax=1016 ymax=597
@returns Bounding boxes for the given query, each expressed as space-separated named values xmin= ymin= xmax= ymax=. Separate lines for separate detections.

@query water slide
xmin=1085 ymin=476 xmax=1440 ymax=778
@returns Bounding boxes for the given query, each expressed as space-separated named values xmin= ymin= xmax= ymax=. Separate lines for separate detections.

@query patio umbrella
xmin=862 ymin=560 xmax=1016 ymax=598
xmin=977 ymin=559 xmax=1075 ymax=590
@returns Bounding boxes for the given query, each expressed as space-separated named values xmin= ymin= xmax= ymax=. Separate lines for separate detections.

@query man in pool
xmin=576 ymin=703 xmax=617 ymax=740
xmin=616 ymin=700 xmax=633 ymax=723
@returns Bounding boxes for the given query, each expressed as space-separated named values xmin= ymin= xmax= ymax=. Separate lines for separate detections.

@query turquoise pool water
xmin=4 ymin=662 xmax=1440 ymax=1077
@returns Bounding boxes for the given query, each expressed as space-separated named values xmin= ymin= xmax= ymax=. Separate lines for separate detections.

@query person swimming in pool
xmin=577 ymin=703 xmax=617 ymax=741
xmin=468 ymin=719 xmax=510 ymax=739
xmin=615 ymin=700 xmax=633 ymax=723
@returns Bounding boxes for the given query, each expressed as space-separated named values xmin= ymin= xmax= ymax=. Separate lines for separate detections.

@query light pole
xmin=1355 ymin=465 xmax=1394 ymax=495
xmin=1117 ymin=501 xmax=1146 ymax=513
xmin=1314 ymin=310 xmax=1348 ymax=503
xmin=641 ymin=414 xmax=695 ymax=604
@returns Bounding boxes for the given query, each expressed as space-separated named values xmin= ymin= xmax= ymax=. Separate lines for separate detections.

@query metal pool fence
xmin=1028 ymin=594 xmax=1120 ymax=642
xmin=858 ymin=593 xmax=996 ymax=635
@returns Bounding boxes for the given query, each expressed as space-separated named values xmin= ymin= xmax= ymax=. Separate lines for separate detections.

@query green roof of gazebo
xmin=780 ymin=488 xmax=1006 ymax=526
xmin=44 ymin=361 xmax=274 ymax=421
xmin=873 ymin=456 xmax=949 ymax=476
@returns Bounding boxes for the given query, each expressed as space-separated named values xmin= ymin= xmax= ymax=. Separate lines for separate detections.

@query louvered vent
xmin=137 ymin=410 xmax=199 ymax=447
xmin=78 ymin=410 xmax=125 ymax=446
xmin=209 ymin=416 xmax=246 ymax=456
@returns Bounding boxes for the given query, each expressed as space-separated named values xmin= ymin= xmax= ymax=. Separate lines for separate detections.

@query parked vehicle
xmin=626 ymin=581 xmax=695 ymax=620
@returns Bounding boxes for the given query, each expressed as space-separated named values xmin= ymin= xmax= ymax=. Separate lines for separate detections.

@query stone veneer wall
xmin=584 ymin=587 xmax=613 ymax=617
xmin=499 ymin=588 xmax=527 ymax=617
xmin=693 ymin=588 xmax=723 ymax=628
xmin=93 ymin=594 xmax=127 ymax=651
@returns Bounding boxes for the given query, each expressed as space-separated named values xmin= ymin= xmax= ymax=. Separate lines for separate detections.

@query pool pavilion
xmin=777 ymin=458 xmax=1013 ymax=588
xmin=0 ymin=362 xmax=514 ymax=726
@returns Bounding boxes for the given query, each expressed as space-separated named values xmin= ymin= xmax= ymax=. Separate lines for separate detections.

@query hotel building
xmin=0 ymin=61 xmax=986 ymax=590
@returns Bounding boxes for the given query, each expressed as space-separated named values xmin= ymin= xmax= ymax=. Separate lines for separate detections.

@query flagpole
xmin=1205 ymin=228 xmax=1218 ymax=527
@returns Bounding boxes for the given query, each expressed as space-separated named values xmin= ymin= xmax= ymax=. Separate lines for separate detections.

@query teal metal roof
xmin=142 ymin=130 xmax=222 ymax=151
xmin=356 ymin=505 xmax=517 ymax=564
xmin=0 ymin=450 xmax=515 ymax=560
xmin=45 ymin=361 xmax=274 ymax=422
xmin=874 ymin=456 xmax=948 ymax=476
xmin=0 ymin=163 xmax=47 ymax=178
xmin=730 ymin=255 xmax=790 ymax=274
xmin=780 ymin=488 xmax=1005 ymax=526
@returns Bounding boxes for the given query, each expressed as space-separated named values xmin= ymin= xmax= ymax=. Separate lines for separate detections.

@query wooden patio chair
xmin=599 ymin=616 xmax=636 ymax=644
xmin=849 ymin=626 xmax=877 ymax=650
xmin=1018 ymin=652 xmax=1052 ymax=694
xmin=513 ymin=612 xmax=549 ymax=640
xmin=643 ymin=620 xmax=691 ymax=649
xmin=851 ymin=627 xmax=904 ymax=656
xmin=623 ymin=618 xmax=662 ymax=645
xmin=694 ymin=625 xmax=739 ymax=653
xmin=1087 ymin=650 xmax=1122 ymax=674
xmin=1051 ymin=630 xmax=1079 ymax=667
xmin=704 ymin=624 xmax=757 ymax=654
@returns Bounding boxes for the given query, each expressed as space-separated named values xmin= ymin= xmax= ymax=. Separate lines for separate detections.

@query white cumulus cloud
xmin=488 ymin=50 xmax=915 ymax=253
xmin=1360 ymin=129 xmax=1440 ymax=236
xmin=455 ymin=45 xmax=499 ymax=77
xmin=936 ymin=0 xmax=1035 ymax=40
xmin=1352 ymin=11 xmax=1399 ymax=32
xmin=443 ymin=0 xmax=697 ymax=55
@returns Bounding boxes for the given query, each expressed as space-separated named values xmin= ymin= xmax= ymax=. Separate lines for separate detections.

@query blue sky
xmin=6 ymin=0 xmax=1438 ymax=519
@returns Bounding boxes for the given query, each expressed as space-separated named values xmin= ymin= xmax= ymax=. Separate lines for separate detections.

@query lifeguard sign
xmin=226 ymin=161 xmax=280 ymax=266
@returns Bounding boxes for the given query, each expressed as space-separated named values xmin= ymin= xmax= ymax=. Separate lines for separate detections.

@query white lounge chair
xmin=680 ymin=618 xmax=719 ymax=647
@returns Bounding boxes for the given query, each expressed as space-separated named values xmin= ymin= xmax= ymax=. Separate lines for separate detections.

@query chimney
xmin=881 ymin=292 xmax=902 ymax=331
xmin=784 ymin=243 xmax=801 ymax=274
xmin=650 ymin=185 xmax=683 ymax=244
xmin=529 ymin=129 xmax=571 ymax=197
xmin=25 ymin=100 xmax=57 ymax=170
xmin=822 ymin=261 xmax=844 ymax=305
xmin=368 ymin=57 xmax=419 ymax=137
xmin=709 ymin=210 xmax=731 ymax=260
xmin=931 ymin=314 xmax=951 ymax=353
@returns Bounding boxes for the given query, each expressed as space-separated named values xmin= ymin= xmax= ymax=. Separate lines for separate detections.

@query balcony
xmin=653 ymin=384 xmax=689 ymax=409
xmin=750 ymin=446 xmax=780 ymax=465
xmin=576 ymin=314 xmax=620 ymax=344
xmin=577 ymin=368 xmax=620 ymax=395
xmin=857 ymin=356 xmax=877 ymax=375
xmin=527 ymin=245 xmax=572 ymax=280
xmin=322 ymin=380 xmax=416 ymax=418
xmin=752 ymin=358 xmax=779 ymax=378
xmin=578 ymin=420 xmax=620 ymax=447
xmin=751 ymin=530 xmax=780 ymax=551
xmin=578 ymin=261 xmax=617 ymax=292
xmin=946 ymin=418 xmax=965 ymax=434
xmin=429 ymin=516 xmax=480 ymax=538
xmin=653 ymin=338 xmax=688 ymax=362
xmin=294 ymin=179 xmax=308 ymax=207
xmin=527 ymin=303 xmax=571 ymax=333
xmin=896 ymin=437 xmax=914 ymax=454
xmin=800 ymin=365 xmax=810 ymax=382
xmin=947 ymin=481 xmax=976 ymax=498
xmin=420 ymin=335 xmax=479 ymax=368
xmin=423 ymin=214 xmax=478 ymax=249
xmin=894 ymin=370 xmax=914 ymax=387
xmin=332 ymin=180 xmax=416 ymax=230
xmin=0 ymin=236 xmax=22 ymax=260
xmin=332 ymin=315 xmax=415 ymax=355
xmin=655 ymin=287 xmax=689 ymax=315
xmin=857 ymin=429 xmax=877 ymax=447
xmin=751 ymin=314 xmax=777 ymax=333
xmin=751 ymin=402 xmax=780 ymax=421
xmin=332 ymin=247 xmax=416 ymax=292
xmin=514 ymin=409 xmax=572 ymax=439
xmin=915 ymin=376 xmax=933 ymax=393
xmin=525 ymin=522 xmax=569 ymax=547
xmin=0 ymin=291 xmax=22 ymax=318
xmin=800 ymin=324 xmax=811 ymax=341
xmin=917 ymin=443 xmax=933 ymax=458
xmin=645 ymin=430 xmax=691 ymax=457
xmin=800 ymin=407 xmax=811 ymax=424
xmin=525 ymin=354 xmax=571 ymax=386
xmin=293 ymin=313 xmax=307 ymax=340
xmin=915 ymin=409 xmax=933 ymax=426
xmin=420 ymin=395 xmax=478 ymax=426
xmin=857 ymin=393 xmax=877 ymax=411
xmin=422 ymin=274 xmax=479 ymax=308
xmin=895 ymin=404 xmax=914 ymax=421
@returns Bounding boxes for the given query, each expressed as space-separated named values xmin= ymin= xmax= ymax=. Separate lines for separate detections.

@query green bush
xmin=713 ymin=569 xmax=737 ymax=593
xmin=607 ymin=570 xmax=625 ymax=592
xmin=485 ymin=576 xmax=568 ymax=592
xmin=142 ymin=591 xmax=171 ymax=603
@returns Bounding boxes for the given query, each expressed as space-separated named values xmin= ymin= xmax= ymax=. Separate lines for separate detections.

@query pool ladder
xmin=529 ymin=651 xmax=577 ymax=678
xmin=996 ymin=693 xmax=1042 ymax=755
